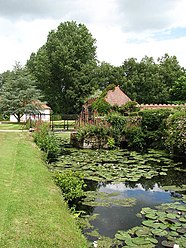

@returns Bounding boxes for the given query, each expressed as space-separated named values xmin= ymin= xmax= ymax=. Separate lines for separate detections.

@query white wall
xmin=10 ymin=109 xmax=51 ymax=122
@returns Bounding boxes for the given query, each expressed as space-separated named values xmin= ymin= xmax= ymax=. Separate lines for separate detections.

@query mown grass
xmin=0 ymin=132 xmax=87 ymax=248
xmin=0 ymin=123 xmax=26 ymax=130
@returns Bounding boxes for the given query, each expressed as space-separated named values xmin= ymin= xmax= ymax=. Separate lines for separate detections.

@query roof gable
xmin=105 ymin=86 xmax=131 ymax=106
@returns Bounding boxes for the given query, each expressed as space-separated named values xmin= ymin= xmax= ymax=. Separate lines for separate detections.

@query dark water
xmin=88 ymin=182 xmax=174 ymax=238
xmin=52 ymin=147 xmax=186 ymax=245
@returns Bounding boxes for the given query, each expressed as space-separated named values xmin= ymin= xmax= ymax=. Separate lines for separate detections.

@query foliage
xmin=170 ymin=75 xmax=186 ymax=101
xmin=106 ymin=112 xmax=127 ymax=145
xmin=166 ymin=110 xmax=186 ymax=156
xmin=107 ymin=112 xmax=127 ymax=129
xmin=54 ymin=170 xmax=86 ymax=203
xmin=27 ymin=21 xmax=97 ymax=114
xmin=139 ymin=109 xmax=172 ymax=149
xmin=119 ymin=101 xmax=139 ymax=115
xmin=95 ymin=62 xmax=122 ymax=90
xmin=123 ymin=126 xmax=146 ymax=151
xmin=33 ymin=121 xmax=60 ymax=159
xmin=91 ymin=84 xmax=118 ymax=115
xmin=0 ymin=65 xmax=42 ymax=122
xmin=120 ymin=54 xmax=186 ymax=104
xmin=92 ymin=97 xmax=111 ymax=114
xmin=107 ymin=137 xmax=116 ymax=149
xmin=140 ymin=109 xmax=171 ymax=131
xmin=76 ymin=123 xmax=111 ymax=142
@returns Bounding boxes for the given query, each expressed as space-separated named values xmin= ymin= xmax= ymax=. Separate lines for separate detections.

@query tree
xmin=158 ymin=53 xmax=186 ymax=101
xmin=0 ymin=66 xmax=42 ymax=122
xmin=170 ymin=75 xmax=186 ymax=101
xmin=120 ymin=56 xmax=168 ymax=103
xmin=95 ymin=62 xmax=123 ymax=90
xmin=27 ymin=21 xmax=98 ymax=114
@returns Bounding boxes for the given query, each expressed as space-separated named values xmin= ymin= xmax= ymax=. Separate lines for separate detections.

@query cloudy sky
xmin=0 ymin=0 xmax=186 ymax=73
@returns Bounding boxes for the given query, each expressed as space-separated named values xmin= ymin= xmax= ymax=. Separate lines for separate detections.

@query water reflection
xmin=87 ymin=182 xmax=174 ymax=238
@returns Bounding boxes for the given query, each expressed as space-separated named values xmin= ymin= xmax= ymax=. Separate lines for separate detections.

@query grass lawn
xmin=0 ymin=123 xmax=26 ymax=130
xmin=0 ymin=132 xmax=87 ymax=248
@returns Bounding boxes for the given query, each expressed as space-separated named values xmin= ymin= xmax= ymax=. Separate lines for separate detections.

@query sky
xmin=0 ymin=0 xmax=186 ymax=73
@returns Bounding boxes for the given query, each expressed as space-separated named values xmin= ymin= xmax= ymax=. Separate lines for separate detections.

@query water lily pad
xmin=115 ymin=231 xmax=131 ymax=241
xmin=166 ymin=213 xmax=178 ymax=219
xmin=142 ymin=220 xmax=155 ymax=228
xmin=161 ymin=240 xmax=174 ymax=247
xmin=160 ymin=172 xmax=167 ymax=176
xmin=177 ymin=227 xmax=186 ymax=234
xmin=151 ymin=229 xmax=168 ymax=236
xmin=169 ymin=231 xmax=179 ymax=237
xmin=135 ymin=227 xmax=151 ymax=237
xmin=131 ymin=237 xmax=151 ymax=245
xmin=145 ymin=213 xmax=157 ymax=220
xmin=179 ymin=217 xmax=186 ymax=222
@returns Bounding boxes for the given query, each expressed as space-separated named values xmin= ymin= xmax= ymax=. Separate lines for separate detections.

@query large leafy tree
xmin=95 ymin=62 xmax=123 ymax=90
xmin=120 ymin=56 xmax=168 ymax=103
xmin=158 ymin=53 xmax=185 ymax=89
xmin=120 ymin=54 xmax=186 ymax=104
xmin=0 ymin=65 xmax=42 ymax=122
xmin=27 ymin=21 xmax=98 ymax=114
xmin=170 ymin=75 xmax=186 ymax=101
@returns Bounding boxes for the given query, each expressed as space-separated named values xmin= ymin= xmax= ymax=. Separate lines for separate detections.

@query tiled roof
xmin=105 ymin=86 xmax=131 ymax=106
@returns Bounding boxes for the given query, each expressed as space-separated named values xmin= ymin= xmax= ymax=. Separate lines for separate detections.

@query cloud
xmin=0 ymin=0 xmax=186 ymax=73
xmin=0 ymin=0 xmax=77 ymax=20
xmin=117 ymin=0 xmax=177 ymax=32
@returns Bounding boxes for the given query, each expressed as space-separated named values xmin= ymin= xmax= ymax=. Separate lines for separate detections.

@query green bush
xmin=76 ymin=123 xmax=111 ymax=142
xmin=106 ymin=112 xmax=127 ymax=145
xmin=119 ymin=101 xmax=139 ymax=115
xmin=139 ymin=109 xmax=172 ymax=149
xmin=123 ymin=126 xmax=146 ymax=151
xmin=92 ymin=97 xmax=111 ymax=115
xmin=33 ymin=121 xmax=60 ymax=159
xmin=54 ymin=170 xmax=86 ymax=203
xmin=166 ymin=110 xmax=186 ymax=156
xmin=140 ymin=109 xmax=171 ymax=131
xmin=107 ymin=137 xmax=116 ymax=149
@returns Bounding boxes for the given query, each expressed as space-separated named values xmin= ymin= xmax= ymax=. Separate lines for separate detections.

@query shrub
xmin=139 ymin=109 xmax=172 ymax=149
xmin=119 ymin=101 xmax=139 ymax=115
xmin=107 ymin=137 xmax=116 ymax=149
xmin=140 ymin=109 xmax=172 ymax=131
xmin=123 ymin=126 xmax=146 ymax=151
xmin=33 ymin=121 xmax=60 ymax=159
xmin=166 ymin=110 xmax=186 ymax=156
xmin=76 ymin=123 xmax=111 ymax=142
xmin=54 ymin=170 xmax=86 ymax=203
xmin=106 ymin=112 xmax=127 ymax=145
xmin=92 ymin=97 xmax=111 ymax=115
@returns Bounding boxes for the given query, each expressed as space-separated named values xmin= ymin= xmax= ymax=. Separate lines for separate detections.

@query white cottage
xmin=10 ymin=102 xmax=51 ymax=122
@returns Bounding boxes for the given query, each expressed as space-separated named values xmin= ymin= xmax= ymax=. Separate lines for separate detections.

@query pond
xmin=50 ymin=147 xmax=186 ymax=248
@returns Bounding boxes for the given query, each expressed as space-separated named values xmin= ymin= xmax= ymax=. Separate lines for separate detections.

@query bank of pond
xmin=48 ymin=140 xmax=186 ymax=248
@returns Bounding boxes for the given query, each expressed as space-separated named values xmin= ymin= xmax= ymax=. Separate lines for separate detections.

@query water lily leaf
xmin=142 ymin=220 xmax=155 ymax=227
xmin=166 ymin=213 xmax=178 ymax=219
xmin=169 ymin=231 xmax=179 ymax=237
xmin=132 ymin=237 xmax=151 ymax=245
xmin=145 ymin=237 xmax=158 ymax=244
xmin=135 ymin=227 xmax=151 ymax=237
xmin=161 ymin=240 xmax=175 ymax=247
xmin=115 ymin=231 xmax=131 ymax=241
xmin=177 ymin=227 xmax=186 ymax=234
xmin=160 ymin=172 xmax=167 ymax=176
xmin=141 ymin=207 xmax=153 ymax=214
xmin=179 ymin=217 xmax=186 ymax=222
xmin=151 ymin=229 xmax=168 ymax=236
xmin=145 ymin=213 xmax=157 ymax=220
